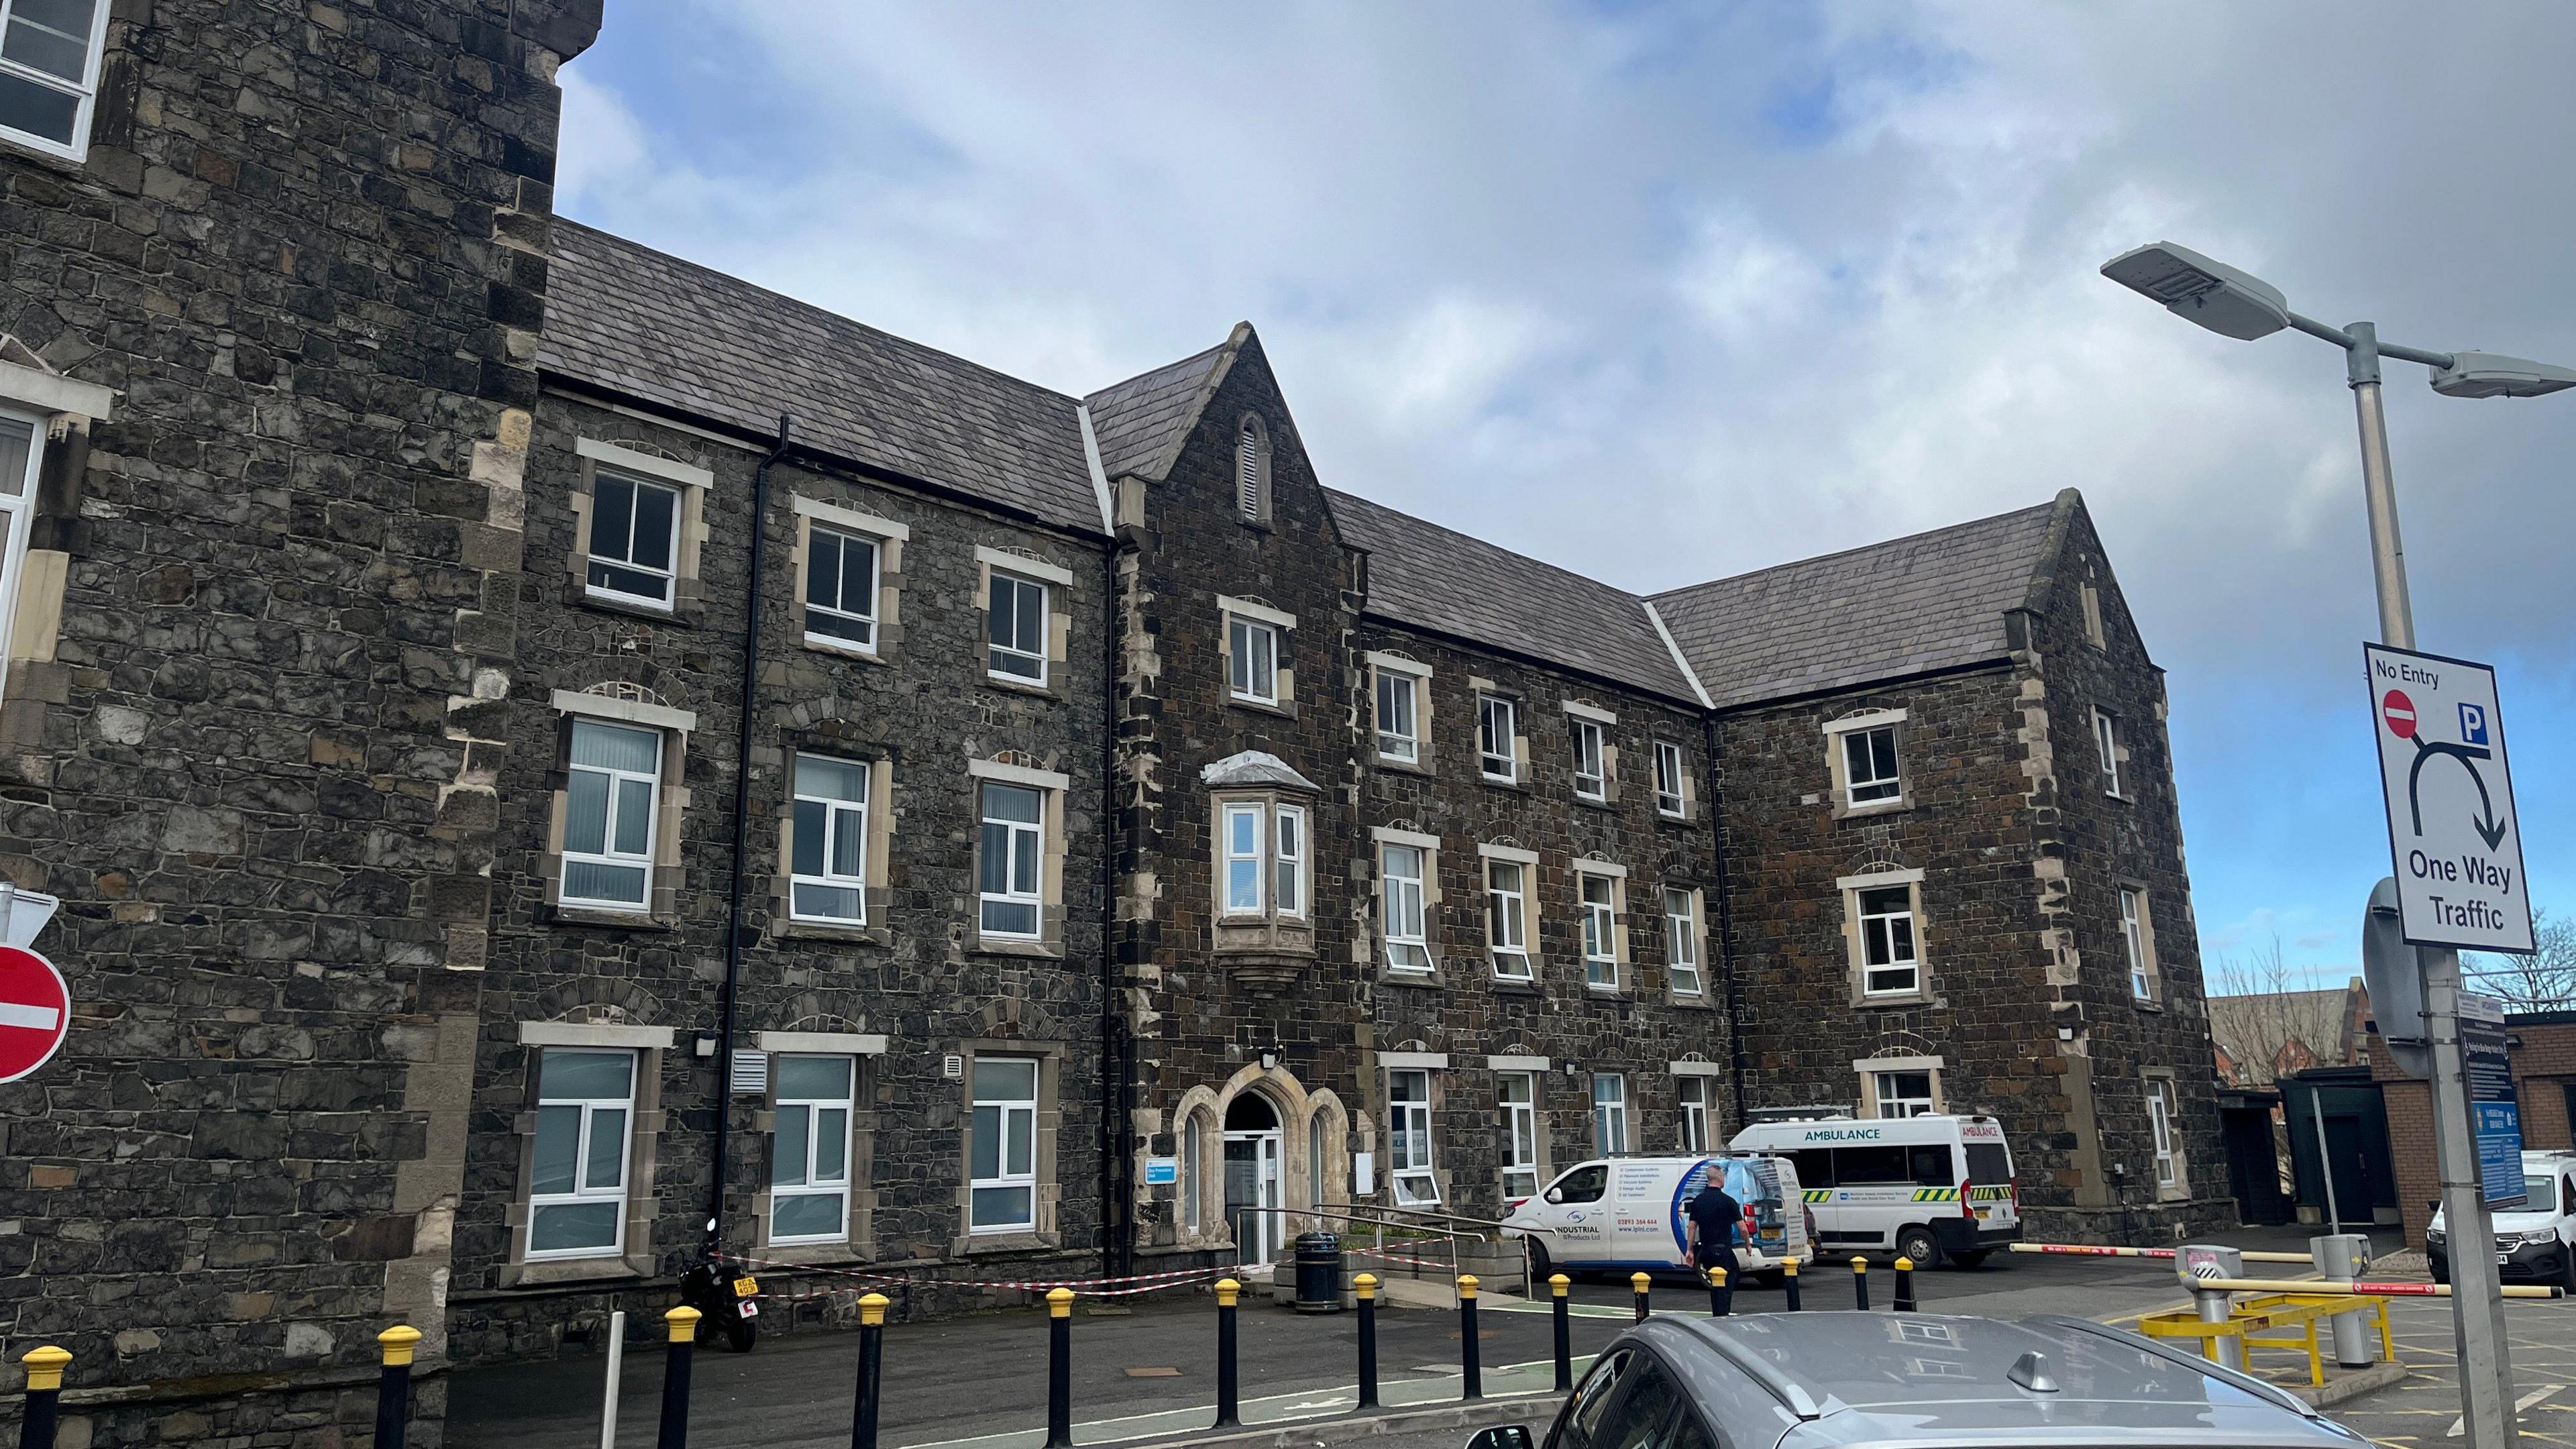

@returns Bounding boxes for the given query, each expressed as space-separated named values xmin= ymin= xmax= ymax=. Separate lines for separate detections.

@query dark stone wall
xmin=448 ymin=393 xmax=1110 ymax=1358
xmin=0 ymin=0 xmax=598 ymax=1432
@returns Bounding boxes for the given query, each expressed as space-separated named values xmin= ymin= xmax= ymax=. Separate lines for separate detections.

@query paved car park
xmin=2305 ymin=1295 xmax=2576 ymax=1449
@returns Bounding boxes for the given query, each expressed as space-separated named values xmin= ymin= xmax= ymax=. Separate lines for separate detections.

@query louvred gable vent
xmin=1238 ymin=427 xmax=1260 ymax=518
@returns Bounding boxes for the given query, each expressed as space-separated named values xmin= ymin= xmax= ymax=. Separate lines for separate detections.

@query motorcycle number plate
xmin=734 ymin=1276 xmax=759 ymax=1296
xmin=739 ymin=1300 xmax=759 ymax=1317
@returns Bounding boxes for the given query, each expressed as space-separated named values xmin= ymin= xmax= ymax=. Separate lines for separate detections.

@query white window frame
xmin=977 ymin=782 xmax=1046 ymax=940
xmin=1487 ymin=857 xmax=1532 ymax=981
xmin=1381 ymin=842 xmax=1432 ymax=973
xmin=2095 ymin=708 xmax=2124 ymax=797
xmin=1570 ymin=718 xmax=1607 ymax=801
xmin=788 ymin=755 xmax=871 ymax=926
xmin=561 ymin=720 xmax=662 ymax=913
xmin=2145 ymin=1075 xmax=2182 ymax=1191
xmin=1843 ymin=726 xmax=1902 ymax=806
xmin=2121 ymin=887 xmax=2154 ymax=1000
xmin=1653 ymin=740 xmax=1686 ymax=816
xmin=1274 ymin=806 xmax=1305 ymax=918
xmin=1500 ymin=1072 xmax=1540 ymax=1201
xmin=1873 ymin=1069 xmax=1936 ymax=1118
xmin=1580 ymin=871 xmax=1618 ymax=989
xmin=1479 ymin=696 xmax=1517 ymax=782
xmin=1677 ymin=1075 xmax=1711 ymax=1152
xmin=1592 ymin=1073 xmax=1628 ymax=1156
xmin=987 ymin=571 xmax=1050 ymax=685
xmin=527 ymin=1047 xmax=637 ymax=1261
xmin=1375 ymin=667 xmax=1420 ymax=763
xmin=0 ymin=0 xmax=111 ymax=163
xmin=584 ymin=467 xmax=684 ymax=610
xmin=769 ymin=1055 xmax=855 ymax=1244
xmin=1228 ymin=615 xmax=1279 ymax=706
xmin=1222 ymin=802 xmax=1265 ymax=916
xmin=1664 ymin=887 xmax=1703 ymax=997
xmin=1220 ymin=799 xmax=1307 ymax=921
xmin=1388 ymin=1068 xmax=1437 ymax=1205
xmin=1858 ymin=883 xmax=1920 ymax=997
xmin=0 ymin=408 xmax=46 ymax=710
xmin=969 ymin=1056 xmax=1040 ymax=1233
xmin=803 ymin=523 xmax=882 ymax=653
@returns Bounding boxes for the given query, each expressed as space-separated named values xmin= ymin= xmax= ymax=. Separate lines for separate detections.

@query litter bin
xmin=1294 ymin=1232 xmax=1343 ymax=1313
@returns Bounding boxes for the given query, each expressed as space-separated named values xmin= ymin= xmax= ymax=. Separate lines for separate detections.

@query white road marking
xmin=0 ymin=1002 xmax=59 ymax=1031
xmin=2446 ymin=1384 xmax=2560 ymax=1436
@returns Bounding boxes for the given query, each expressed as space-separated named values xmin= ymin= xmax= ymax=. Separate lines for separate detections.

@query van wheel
xmin=1524 ymin=1238 xmax=1554 ymax=1286
xmin=1895 ymin=1226 xmax=1941 ymax=1269
xmin=1949 ymin=1250 xmax=1990 ymax=1270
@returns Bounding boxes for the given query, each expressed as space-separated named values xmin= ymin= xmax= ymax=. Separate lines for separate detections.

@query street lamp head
xmin=2100 ymin=241 xmax=2292 ymax=341
xmin=2428 ymin=350 xmax=2576 ymax=399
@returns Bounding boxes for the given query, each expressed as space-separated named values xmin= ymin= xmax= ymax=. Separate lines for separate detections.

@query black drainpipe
xmin=1700 ymin=708 xmax=1752 ymax=1130
xmin=1099 ymin=539 xmax=1128 ymax=1281
xmin=708 ymin=413 xmax=794 ymax=1253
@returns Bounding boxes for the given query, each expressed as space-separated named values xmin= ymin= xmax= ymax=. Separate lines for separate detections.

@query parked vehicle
xmin=1461 ymin=1309 xmax=2373 ymax=1449
xmin=1501 ymin=1154 xmax=1811 ymax=1285
xmin=1727 ymin=1112 xmax=2020 ymax=1267
xmin=2428 ymin=1149 xmax=2576 ymax=1289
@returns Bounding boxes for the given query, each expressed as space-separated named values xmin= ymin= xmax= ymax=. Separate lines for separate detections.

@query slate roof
xmin=539 ymin=221 xmax=1106 ymax=537
xmin=1652 ymin=496 xmax=2068 ymax=710
xmin=1324 ymin=488 xmax=1702 ymax=702
xmin=1085 ymin=333 xmax=1240 ymax=483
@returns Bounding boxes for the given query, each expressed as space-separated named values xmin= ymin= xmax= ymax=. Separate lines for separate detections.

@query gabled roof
xmin=1651 ymin=494 xmax=2070 ymax=710
xmin=1083 ymin=327 xmax=1245 ymax=484
xmin=538 ymin=221 xmax=1106 ymax=537
xmin=1326 ymin=488 xmax=1701 ymax=704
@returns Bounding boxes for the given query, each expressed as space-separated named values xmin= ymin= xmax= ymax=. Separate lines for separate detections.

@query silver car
xmin=1470 ymin=1311 xmax=2370 ymax=1449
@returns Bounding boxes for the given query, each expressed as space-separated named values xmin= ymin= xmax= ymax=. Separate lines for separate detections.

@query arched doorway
xmin=1223 ymin=1092 xmax=1283 ymax=1267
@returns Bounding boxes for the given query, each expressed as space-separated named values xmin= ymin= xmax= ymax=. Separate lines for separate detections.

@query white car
xmin=1729 ymin=1113 xmax=2021 ymax=1267
xmin=2428 ymin=1150 xmax=2576 ymax=1289
xmin=1502 ymin=1154 xmax=1811 ymax=1285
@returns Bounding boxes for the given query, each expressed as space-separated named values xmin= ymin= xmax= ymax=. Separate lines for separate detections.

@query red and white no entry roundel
xmin=2381 ymin=689 xmax=2417 ymax=741
xmin=0 ymin=945 xmax=70 ymax=1083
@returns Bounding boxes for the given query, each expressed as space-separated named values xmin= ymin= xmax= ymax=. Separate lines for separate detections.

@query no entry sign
xmin=0 ymin=945 xmax=69 ymax=1083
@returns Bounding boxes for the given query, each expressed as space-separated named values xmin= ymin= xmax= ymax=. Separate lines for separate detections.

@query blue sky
xmin=552 ymin=3 xmax=2576 ymax=991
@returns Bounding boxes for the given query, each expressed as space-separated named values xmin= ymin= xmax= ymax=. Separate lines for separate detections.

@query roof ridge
xmin=550 ymin=218 xmax=1085 ymax=408
xmin=1650 ymin=498 xmax=2062 ymax=604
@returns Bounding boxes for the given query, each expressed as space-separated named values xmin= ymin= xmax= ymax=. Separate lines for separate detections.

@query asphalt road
xmin=447 ymin=1242 xmax=2275 ymax=1449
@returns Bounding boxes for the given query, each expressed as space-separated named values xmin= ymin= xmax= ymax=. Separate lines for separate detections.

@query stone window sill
xmin=984 ymin=674 xmax=1062 ymax=702
xmin=2133 ymin=996 xmax=2165 ymax=1013
xmin=547 ymin=905 xmax=678 ymax=932
xmin=780 ymin=920 xmax=892 ymax=948
xmin=1478 ymin=771 xmax=1525 ymax=792
xmin=956 ymin=1230 xmax=1061 ymax=1256
xmin=1573 ymin=795 xmax=1617 ymax=812
xmin=1666 ymin=994 xmax=1717 ymax=1010
xmin=803 ymin=635 xmax=891 ymax=665
xmin=973 ymin=936 xmax=1065 ymax=961
xmin=1227 ymin=695 xmax=1299 ymax=722
xmin=1381 ymin=967 xmax=1447 ymax=989
xmin=751 ymin=1241 xmax=874 ymax=1269
xmin=1374 ymin=754 xmax=1434 ymax=777
xmin=1585 ymin=983 xmax=1628 ymax=1001
xmin=1834 ymin=799 xmax=1913 ymax=822
xmin=1854 ymin=991 xmax=1941 ymax=1011
xmin=581 ymin=590 xmax=692 ymax=628
xmin=501 ymin=1255 xmax=647 ymax=1289
xmin=1490 ymin=976 xmax=1542 ymax=997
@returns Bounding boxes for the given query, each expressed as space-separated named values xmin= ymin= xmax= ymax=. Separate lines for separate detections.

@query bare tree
xmin=2206 ymin=936 xmax=2340 ymax=1087
xmin=2466 ymin=907 xmax=2576 ymax=1012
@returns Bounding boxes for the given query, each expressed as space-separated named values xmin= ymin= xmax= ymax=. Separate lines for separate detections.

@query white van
xmin=1727 ymin=1114 xmax=2020 ymax=1267
xmin=2428 ymin=1150 xmax=2576 ymax=1289
xmin=1501 ymin=1154 xmax=1812 ymax=1285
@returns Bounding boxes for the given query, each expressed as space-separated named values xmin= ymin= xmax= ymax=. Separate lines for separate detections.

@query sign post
xmin=2365 ymin=643 xmax=2532 ymax=1449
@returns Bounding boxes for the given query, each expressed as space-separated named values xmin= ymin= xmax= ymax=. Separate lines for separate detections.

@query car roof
xmin=1625 ymin=1313 xmax=2359 ymax=1449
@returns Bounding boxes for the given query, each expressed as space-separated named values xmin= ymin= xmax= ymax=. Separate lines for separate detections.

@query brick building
xmin=2372 ymin=1010 xmax=2576 ymax=1249
xmin=0 ymin=3 xmax=2224 ymax=1440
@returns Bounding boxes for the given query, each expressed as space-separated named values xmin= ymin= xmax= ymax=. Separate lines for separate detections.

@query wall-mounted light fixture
xmin=1258 ymin=1048 xmax=1280 ymax=1073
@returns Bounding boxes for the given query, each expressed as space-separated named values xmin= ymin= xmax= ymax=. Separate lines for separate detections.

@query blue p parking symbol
xmin=2459 ymin=702 xmax=2489 ymax=747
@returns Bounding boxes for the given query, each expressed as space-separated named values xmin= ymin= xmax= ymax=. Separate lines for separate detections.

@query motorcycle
xmin=680 ymin=1255 xmax=760 ymax=1352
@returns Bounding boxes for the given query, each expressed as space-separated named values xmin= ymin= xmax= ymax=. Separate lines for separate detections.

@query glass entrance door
xmin=1222 ymin=1091 xmax=1283 ymax=1267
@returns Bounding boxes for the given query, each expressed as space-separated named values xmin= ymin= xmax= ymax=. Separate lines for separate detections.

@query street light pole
xmin=2102 ymin=241 xmax=2575 ymax=1449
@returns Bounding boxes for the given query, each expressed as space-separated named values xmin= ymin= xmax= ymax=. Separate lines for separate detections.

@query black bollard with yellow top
xmin=1457 ymin=1275 xmax=1482 ymax=1400
xmin=1893 ymin=1256 xmax=1918 ymax=1313
xmin=1782 ymin=1256 xmax=1802 ymax=1311
xmin=1354 ymin=1273 xmax=1380 ymax=1409
xmin=659 ymin=1305 xmax=702 ymax=1449
xmin=1549 ymin=1273 xmax=1572 ymax=1389
xmin=851 ymin=1291 xmax=889 ymax=1449
xmin=1631 ymin=1271 xmax=1652 ymax=1322
xmin=376 ymin=1326 xmax=421 ymax=1449
xmin=18 ymin=1345 xmax=70 ymax=1449
xmin=1045 ymin=1287 xmax=1075 ymax=1448
xmin=1212 ymin=1278 xmax=1242 ymax=1429
xmin=1850 ymin=1256 xmax=1870 ymax=1311
xmin=1706 ymin=1265 xmax=1731 ymax=1318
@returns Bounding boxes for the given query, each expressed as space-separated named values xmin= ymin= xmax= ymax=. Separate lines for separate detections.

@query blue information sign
xmin=2461 ymin=994 xmax=2526 ymax=1209
xmin=1142 ymin=1157 xmax=1177 ymax=1186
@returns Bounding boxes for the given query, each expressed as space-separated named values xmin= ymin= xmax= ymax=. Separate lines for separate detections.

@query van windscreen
xmin=1966 ymin=1144 xmax=2012 ymax=1183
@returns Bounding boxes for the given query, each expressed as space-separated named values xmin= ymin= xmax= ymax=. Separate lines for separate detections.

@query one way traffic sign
xmin=2367 ymin=643 xmax=2535 ymax=955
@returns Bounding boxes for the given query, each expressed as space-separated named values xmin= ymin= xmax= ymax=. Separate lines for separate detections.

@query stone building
xmin=0 ymin=2 xmax=2225 ymax=1440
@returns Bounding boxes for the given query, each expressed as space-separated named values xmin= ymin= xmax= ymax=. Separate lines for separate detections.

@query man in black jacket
xmin=1682 ymin=1173 xmax=1741 ymax=1284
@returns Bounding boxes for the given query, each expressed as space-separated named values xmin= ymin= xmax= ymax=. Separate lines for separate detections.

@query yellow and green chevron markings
xmin=1909 ymin=1187 xmax=1962 ymax=1202
xmin=1803 ymin=1188 xmax=1831 ymax=1203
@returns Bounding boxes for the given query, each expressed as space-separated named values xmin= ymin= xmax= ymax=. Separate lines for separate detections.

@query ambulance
xmin=1499 ymin=1153 xmax=1812 ymax=1285
xmin=1727 ymin=1113 xmax=2020 ymax=1267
